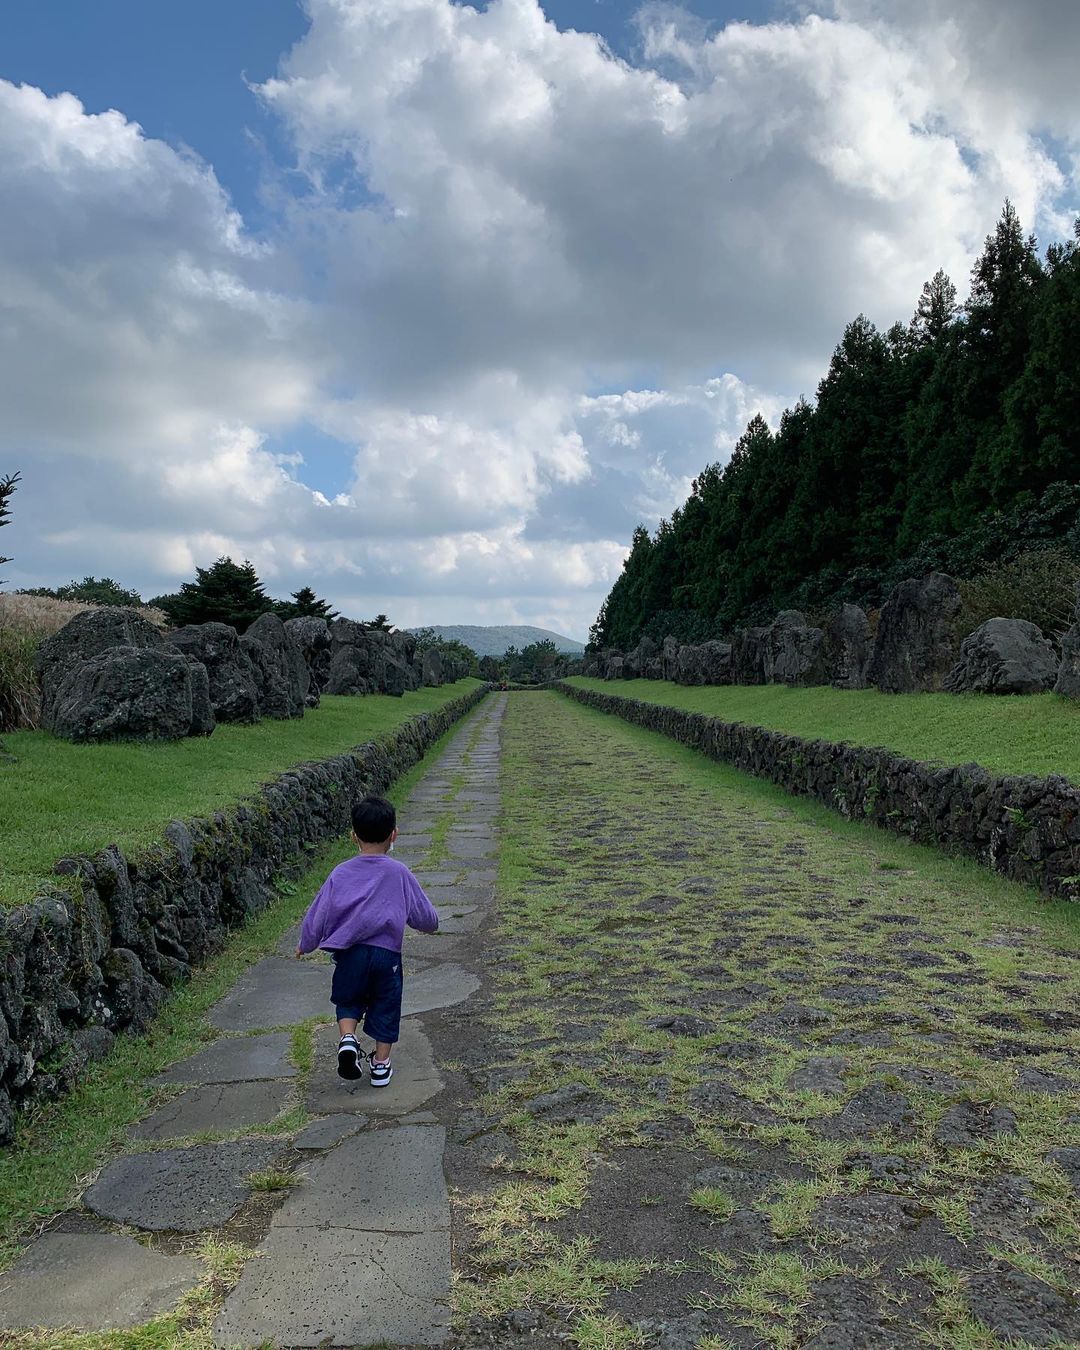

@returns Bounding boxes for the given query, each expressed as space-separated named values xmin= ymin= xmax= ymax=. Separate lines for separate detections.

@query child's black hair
xmin=351 ymin=795 xmax=397 ymax=843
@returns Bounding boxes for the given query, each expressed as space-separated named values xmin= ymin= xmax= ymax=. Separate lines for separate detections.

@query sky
xmin=1 ymin=1 xmax=1078 ymax=641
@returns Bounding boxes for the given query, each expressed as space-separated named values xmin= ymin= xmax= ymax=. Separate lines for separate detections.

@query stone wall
xmin=0 ymin=684 xmax=488 ymax=1143
xmin=556 ymin=682 xmax=1080 ymax=904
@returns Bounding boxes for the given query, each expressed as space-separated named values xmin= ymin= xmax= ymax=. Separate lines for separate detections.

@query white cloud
xmin=3 ymin=1 xmax=1080 ymax=641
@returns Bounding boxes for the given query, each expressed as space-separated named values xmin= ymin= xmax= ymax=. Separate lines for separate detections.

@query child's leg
xmin=363 ymin=949 xmax=403 ymax=1080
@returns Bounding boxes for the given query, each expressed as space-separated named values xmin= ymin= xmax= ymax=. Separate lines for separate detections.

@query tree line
xmin=592 ymin=203 xmax=1080 ymax=651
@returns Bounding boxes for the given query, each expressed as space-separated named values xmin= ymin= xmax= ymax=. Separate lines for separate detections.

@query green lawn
xmin=0 ymin=680 xmax=482 ymax=910
xmin=566 ymin=676 xmax=1080 ymax=783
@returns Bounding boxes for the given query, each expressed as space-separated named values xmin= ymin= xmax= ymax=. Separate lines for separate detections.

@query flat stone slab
xmin=431 ymin=906 xmax=484 ymax=935
xmin=0 ymin=1233 xmax=201 ymax=1332
xmin=213 ymin=1128 xmax=450 ymax=1348
xmin=85 ymin=1139 xmax=282 ymax=1232
xmin=214 ymin=1230 xmax=450 ymax=1347
xmin=131 ymin=1079 xmax=294 ymax=1140
xmin=294 ymin=1115 xmax=368 ymax=1151
xmin=412 ymin=870 xmax=464 ymax=888
xmin=403 ymin=962 xmax=481 ymax=1015
xmin=155 ymin=1032 xmax=296 ymax=1086
xmin=403 ymin=931 xmax=469 ymax=959
xmin=209 ymin=957 xmax=330 ymax=1031
xmin=281 ymin=1126 xmax=448 ymax=1231
xmin=304 ymin=1020 xmax=443 ymax=1117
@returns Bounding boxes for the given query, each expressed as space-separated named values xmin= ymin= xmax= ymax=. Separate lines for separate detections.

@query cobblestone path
xmin=451 ymin=693 xmax=1080 ymax=1350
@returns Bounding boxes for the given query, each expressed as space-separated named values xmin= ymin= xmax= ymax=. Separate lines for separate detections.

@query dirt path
xmin=451 ymin=693 xmax=1080 ymax=1349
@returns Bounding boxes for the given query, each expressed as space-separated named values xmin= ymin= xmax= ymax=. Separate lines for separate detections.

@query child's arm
xmin=296 ymin=876 xmax=334 ymax=955
xmin=405 ymin=874 xmax=439 ymax=934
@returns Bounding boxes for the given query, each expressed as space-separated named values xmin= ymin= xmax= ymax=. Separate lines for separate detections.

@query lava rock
xmin=239 ymin=612 xmax=307 ymax=718
xmin=168 ymin=622 xmax=260 ymax=722
xmin=731 ymin=626 xmax=768 ymax=684
xmin=824 ymin=604 xmax=871 ymax=689
xmin=935 ymin=1100 xmax=1017 ymax=1146
xmin=283 ymin=616 xmax=331 ymax=704
xmin=867 ymin=572 xmax=962 ymax=693
xmin=675 ymin=641 xmax=732 ymax=686
xmin=764 ymin=610 xmax=829 ymax=686
xmin=662 ymin=635 xmax=680 ymax=682
xmin=35 ymin=608 xmax=166 ymax=728
xmin=944 ymin=618 xmax=1058 ymax=695
xmin=47 ymin=646 xmax=212 ymax=742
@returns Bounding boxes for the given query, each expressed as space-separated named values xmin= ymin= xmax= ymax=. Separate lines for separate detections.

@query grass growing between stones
xmin=457 ymin=692 xmax=1080 ymax=1348
xmin=566 ymin=676 xmax=1080 ymax=783
xmin=0 ymin=1236 xmax=250 ymax=1349
xmin=0 ymin=709 xmax=471 ymax=1276
xmin=0 ymin=678 xmax=482 ymax=910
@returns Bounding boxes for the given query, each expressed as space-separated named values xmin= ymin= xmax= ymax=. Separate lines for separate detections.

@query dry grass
xmin=0 ymin=594 xmax=168 ymax=731
xmin=0 ymin=592 xmax=167 ymax=637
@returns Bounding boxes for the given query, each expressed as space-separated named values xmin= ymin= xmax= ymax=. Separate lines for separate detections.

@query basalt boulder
xmin=662 ymin=635 xmax=680 ymax=682
xmin=676 ymin=641 xmax=732 ymax=686
xmin=731 ymin=627 xmax=768 ymax=685
xmin=326 ymin=622 xmax=418 ymax=697
xmin=867 ymin=573 xmax=962 ymax=693
xmin=1054 ymin=586 xmax=1080 ymax=699
xmin=36 ymin=608 xmax=165 ymax=729
xmin=421 ymin=648 xmax=444 ymax=687
xmin=764 ymin=610 xmax=829 ymax=686
xmin=283 ymin=617 xmax=331 ymax=706
xmin=168 ymin=622 xmax=260 ymax=722
xmin=239 ymin=613 xmax=307 ymax=719
xmin=626 ymin=635 xmax=659 ymax=679
xmin=47 ymin=646 xmax=214 ymax=742
xmin=944 ymin=618 xmax=1058 ymax=695
xmin=824 ymin=604 xmax=871 ymax=689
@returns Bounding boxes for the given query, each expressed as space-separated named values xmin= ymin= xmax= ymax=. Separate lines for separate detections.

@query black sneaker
xmin=337 ymin=1034 xmax=362 ymax=1080
xmin=369 ymin=1056 xmax=393 ymax=1088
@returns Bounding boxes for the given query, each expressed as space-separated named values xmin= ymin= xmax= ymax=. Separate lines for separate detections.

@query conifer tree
xmin=160 ymin=557 xmax=273 ymax=632
xmin=0 ymin=472 xmax=18 ymax=586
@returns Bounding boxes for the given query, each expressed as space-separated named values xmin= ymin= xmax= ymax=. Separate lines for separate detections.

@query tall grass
xmin=0 ymin=594 xmax=167 ymax=732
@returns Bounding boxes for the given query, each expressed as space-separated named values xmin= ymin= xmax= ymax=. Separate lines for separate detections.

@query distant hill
xmin=411 ymin=625 xmax=585 ymax=658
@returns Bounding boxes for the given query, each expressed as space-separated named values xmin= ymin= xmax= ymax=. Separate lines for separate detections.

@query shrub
xmin=957 ymin=546 xmax=1080 ymax=642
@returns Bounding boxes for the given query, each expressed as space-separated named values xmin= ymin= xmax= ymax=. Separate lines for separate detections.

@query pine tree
xmin=160 ymin=557 xmax=274 ymax=632
xmin=0 ymin=472 xmax=18 ymax=585
xmin=277 ymin=586 xmax=339 ymax=621
xmin=910 ymin=269 xmax=958 ymax=345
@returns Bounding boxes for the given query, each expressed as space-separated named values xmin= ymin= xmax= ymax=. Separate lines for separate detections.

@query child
xmin=296 ymin=795 xmax=439 ymax=1085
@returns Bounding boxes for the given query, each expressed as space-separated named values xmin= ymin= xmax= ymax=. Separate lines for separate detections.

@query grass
xmin=0 ymin=706 xmax=474 ymax=1268
xmin=565 ymin=676 xmax=1080 ymax=783
xmin=0 ymin=679 xmax=482 ymax=909
xmin=456 ymin=691 xmax=1080 ymax=1342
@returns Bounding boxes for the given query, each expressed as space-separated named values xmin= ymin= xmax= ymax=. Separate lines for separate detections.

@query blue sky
xmin=1 ymin=0 xmax=1076 ymax=637
xmin=0 ymin=0 xmax=778 ymax=229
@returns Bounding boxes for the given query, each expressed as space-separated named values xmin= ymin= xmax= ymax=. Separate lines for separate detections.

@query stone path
xmin=4 ymin=687 xmax=1080 ymax=1348
xmin=0 ymin=694 xmax=506 ymax=1346
xmin=448 ymin=693 xmax=1080 ymax=1350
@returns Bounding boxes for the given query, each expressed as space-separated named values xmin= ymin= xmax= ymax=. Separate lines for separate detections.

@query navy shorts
xmin=329 ymin=943 xmax=404 ymax=1044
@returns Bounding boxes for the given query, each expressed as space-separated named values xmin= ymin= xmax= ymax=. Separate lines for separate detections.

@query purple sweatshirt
xmin=298 ymin=854 xmax=439 ymax=955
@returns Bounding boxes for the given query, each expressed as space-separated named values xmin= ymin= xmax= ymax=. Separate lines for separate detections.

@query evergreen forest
xmin=591 ymin=204 xmax=1080 ymax=650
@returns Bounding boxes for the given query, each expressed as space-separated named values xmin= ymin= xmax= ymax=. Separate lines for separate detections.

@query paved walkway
xmin=0 ymin=695 xmax=506 ymax=1347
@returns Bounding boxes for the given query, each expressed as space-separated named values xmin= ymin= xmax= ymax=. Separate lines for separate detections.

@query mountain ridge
xmin=410 ymin=624 xmax=585 ymax=657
